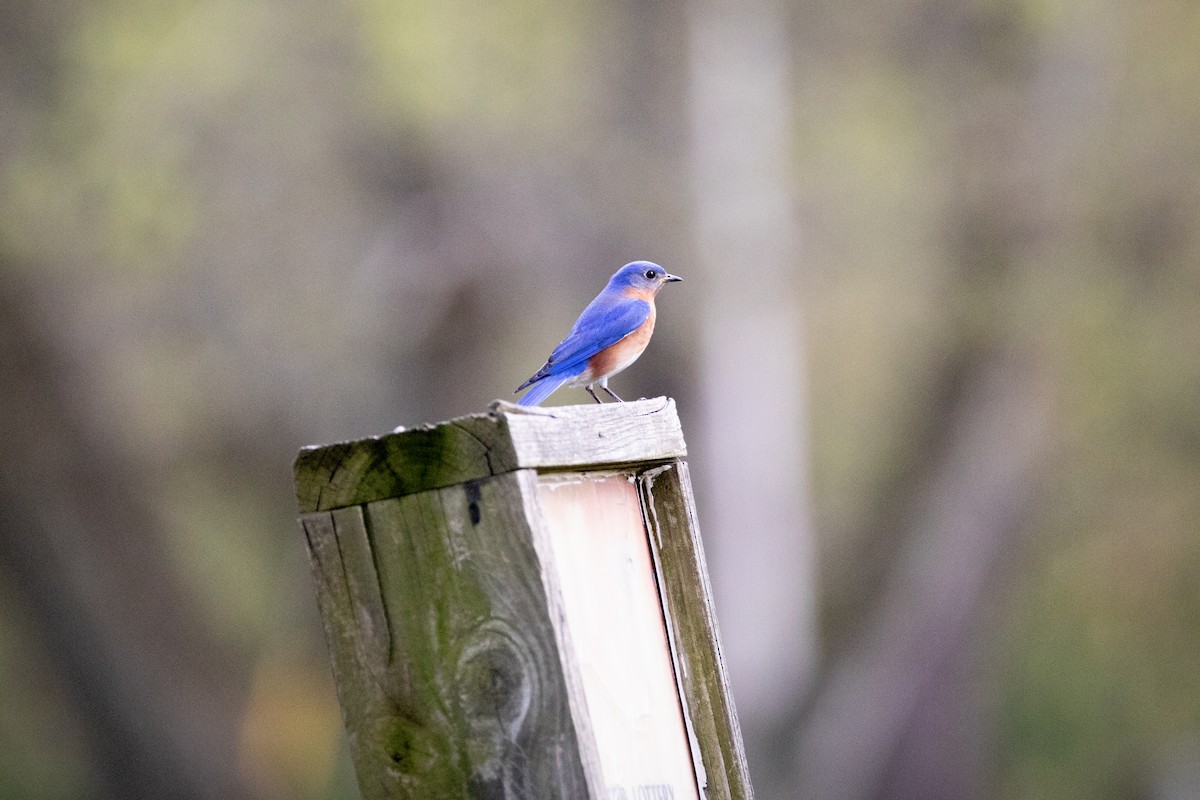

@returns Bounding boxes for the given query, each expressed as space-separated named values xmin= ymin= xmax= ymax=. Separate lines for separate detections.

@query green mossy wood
xmin=294 ymin=398 xmax=753 ymax=800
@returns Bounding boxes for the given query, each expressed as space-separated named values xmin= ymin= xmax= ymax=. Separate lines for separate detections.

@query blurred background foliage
xmin=0 ymin=0 xmax=1198 ymax=799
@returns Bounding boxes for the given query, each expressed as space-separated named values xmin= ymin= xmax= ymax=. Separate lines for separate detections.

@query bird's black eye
xmin=644 ymin=269 xmax=657 ymax=280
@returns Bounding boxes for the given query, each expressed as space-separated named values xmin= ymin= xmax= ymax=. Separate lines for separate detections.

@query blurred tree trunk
xmin=686 ymin=0 xmax=820 ymax=757
xmin=0 ymin=272 xmax=253 ymax=800
xmin=772 ymin=3 xmax=1062 ymax=798
xmin=789 ymin=351 xmax=1050 ymax=800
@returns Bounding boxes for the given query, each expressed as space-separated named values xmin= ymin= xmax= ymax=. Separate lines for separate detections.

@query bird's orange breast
xmin=585 ymin=303 xmax=657 ymax=381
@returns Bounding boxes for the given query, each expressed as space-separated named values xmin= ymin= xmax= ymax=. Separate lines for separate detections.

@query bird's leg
xmin=585 ymin=385 xmax=604 ymax=403
xmin=601 ymin=385 xmax=624 ymax=402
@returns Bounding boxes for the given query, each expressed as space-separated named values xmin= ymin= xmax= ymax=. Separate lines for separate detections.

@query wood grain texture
xmin=490 ymin=397 xmax=685 ymax=471
xmin=300 ymin=470 xmax=599 ymax=800
xmin=638 ymin=461 xmax=755 ymax=800
xmin=294 ymin=398 xmax=685 ymax=513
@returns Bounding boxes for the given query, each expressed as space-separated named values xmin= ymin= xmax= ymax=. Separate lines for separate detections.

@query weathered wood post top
xmin=294 ymin=397 xmax=753 ymax=800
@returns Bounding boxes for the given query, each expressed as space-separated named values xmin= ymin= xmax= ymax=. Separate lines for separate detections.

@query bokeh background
xmin=2 ymin=1 xmax=1199 ymax=799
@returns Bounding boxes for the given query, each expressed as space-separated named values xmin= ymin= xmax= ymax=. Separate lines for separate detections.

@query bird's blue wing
xmin=546 ymin=296 xmax=650 ymax=374
xmin=542 ymin=295 xmax=650 ymax=377
xmin=514 ymin=294 xmax=651 ymax=403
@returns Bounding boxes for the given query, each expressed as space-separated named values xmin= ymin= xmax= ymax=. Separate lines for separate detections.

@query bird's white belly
xmin=570 ymin=347 xmax=641 ymax=386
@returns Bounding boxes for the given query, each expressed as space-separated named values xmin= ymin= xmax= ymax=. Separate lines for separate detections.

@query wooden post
xmin=293 ymin=398 xmax=753 ymax=800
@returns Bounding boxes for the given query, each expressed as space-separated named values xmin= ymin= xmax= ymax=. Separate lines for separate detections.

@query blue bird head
xmin=608 ymin=261 xmax=683 ymax=294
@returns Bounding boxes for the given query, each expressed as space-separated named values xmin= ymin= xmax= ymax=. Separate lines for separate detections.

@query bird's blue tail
xmin=517 ymin=375 xmax=569 ymax=406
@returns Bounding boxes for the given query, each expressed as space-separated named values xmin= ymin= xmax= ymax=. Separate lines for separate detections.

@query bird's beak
xmin=664 ymin=273 xmax=683 ymax=282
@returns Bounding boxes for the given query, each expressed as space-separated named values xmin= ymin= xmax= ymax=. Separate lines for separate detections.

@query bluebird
xmin=515 ymin=261 xmax=682 ymax=406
